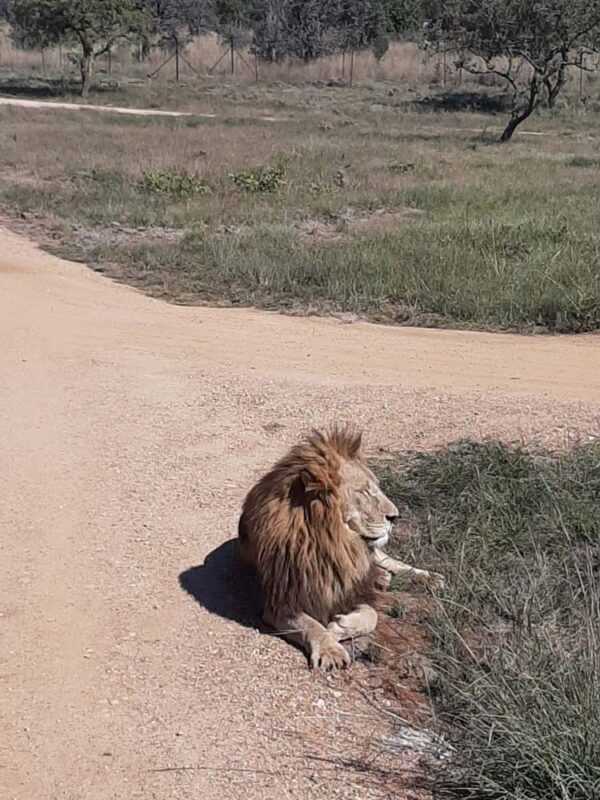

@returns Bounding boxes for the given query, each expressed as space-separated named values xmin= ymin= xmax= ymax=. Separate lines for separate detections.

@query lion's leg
xmin=373 ymin=547 xmax=445 ymax=588
xmin=328 ymin=604 xmax=378 ymax=641
xmin=373 ymin=545 xmax=431 ymax=577
xmin=264 ymin=611 xmax=351 ymax=670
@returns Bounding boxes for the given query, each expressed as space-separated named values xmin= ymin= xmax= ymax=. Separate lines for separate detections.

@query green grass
xmin=381 ymin=441 xmax=600 ymax=799
xmin=2 ymin=84 xmax=600 ymax=332
xmin=58 ymin=209 xmax=600 ymax=331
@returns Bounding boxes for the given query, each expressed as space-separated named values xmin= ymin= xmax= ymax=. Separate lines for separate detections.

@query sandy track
xmin=1 ymin=227 xmax=599 ymax=800
xmin=0 ymin=95 xmax=285 ymax=122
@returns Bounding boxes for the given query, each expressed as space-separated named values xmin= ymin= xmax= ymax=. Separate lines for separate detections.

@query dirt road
xmin=1 ymin=227 xmax=599 ymax=800
xmin=0 ymin=96 xmax=549 ymax=135
xmin=0 ymin=96 xmax=285 ymax=122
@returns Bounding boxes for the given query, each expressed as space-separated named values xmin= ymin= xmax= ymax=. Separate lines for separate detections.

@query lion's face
xmin=340 ymin=459 xmax=399 ymax=549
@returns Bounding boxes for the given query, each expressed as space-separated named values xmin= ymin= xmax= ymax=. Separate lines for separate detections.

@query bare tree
xmin=424 ymin=0 xmax=600 ymax=142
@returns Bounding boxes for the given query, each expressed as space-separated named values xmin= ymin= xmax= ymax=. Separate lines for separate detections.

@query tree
xmin=11 ymin=0 xmax=151 ymax=95
xmin=331 ymin=0 xmax=422 ymax=60
xmin=332 ymin=0 xmax=392 ymax=59
xmin=250 ymin=0 xmax=338 ymax=64
xmin=0 ymin=0 xmax=11 ymax=21
xmin=141 ymin=0 xmax=212 ymax=75
xmin=250 ymin=0 xmax=418 ymax=67
xmin=143 ymin=0 xmax=213 ymax=40
xmin=210 ymin=0 xmax=253 ymax=64
xmin=423 ymin=0 xmax=600 ymax=142
xmin=249 ymin=0 xmax=288 ymax=62
xmin=283 ymin=0 xmax=338 ymax=63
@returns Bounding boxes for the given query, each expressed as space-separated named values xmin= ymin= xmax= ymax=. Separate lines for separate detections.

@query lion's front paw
xmin=328 ymin=604 xmax=378 ymax=641
xmin=429 ymin=571 xmax=445 ymax=589
xmin=414 ymin=569 xmax=445 ymax=590
xmin=311 ymin=635 xmax=351 ymax=671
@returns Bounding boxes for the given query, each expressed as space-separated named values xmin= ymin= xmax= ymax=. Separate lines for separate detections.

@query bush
xmin=381 ymin=441 xmax=600 ymax=800
xmin=138 ymin=170 xmax=210 ymax=198
xmin=567 ymin=156 xmax=600 ymax=168
xmin=229 ymin=165 xmax=285 ymax=193
xmin=387 ymin=160 xmax=416 ymax=173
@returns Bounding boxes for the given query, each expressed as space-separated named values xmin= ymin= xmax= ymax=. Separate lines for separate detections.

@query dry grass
xmin=0 ymin=28 xmax=442 ymax=86
xmin=1 ymin=68 xmax=600 ymax=330
xmin=381 ymin=441 xmax=600 ymax=799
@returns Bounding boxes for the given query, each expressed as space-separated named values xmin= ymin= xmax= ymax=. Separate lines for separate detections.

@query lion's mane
xmin=238 ymin=427 xmax=379 ymax=626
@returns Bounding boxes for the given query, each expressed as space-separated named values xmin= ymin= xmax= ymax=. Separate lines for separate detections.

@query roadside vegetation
xmin=5 ymin=1 xmax=600 ymax=143
xmin=1 ymin=85 xmax=600 ymax=332
xmin=1 ymin=3 xmax=600 ymax=331
xmin=1 ymin=1 xmax=600 ymax=332
xmin=381 ymin=441 xmax=600 ymax=799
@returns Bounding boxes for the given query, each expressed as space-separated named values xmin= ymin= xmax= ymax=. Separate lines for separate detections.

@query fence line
xmin=0 ymin=31 xmax=596 ymax=95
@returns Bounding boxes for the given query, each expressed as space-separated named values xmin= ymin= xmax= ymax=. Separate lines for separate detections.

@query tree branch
xmin=459 ymin=55 xmax=520 ymax=96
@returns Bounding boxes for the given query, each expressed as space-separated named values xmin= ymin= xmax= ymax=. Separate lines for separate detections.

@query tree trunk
xmin=544 ymin=61 xmax=566 ymax=109
xmin=80 ymin=49 xmax=94 ymax=97
xmin=499 ymin=114 xmax=526 ymax=142
xmin=499 ymin=81 xmax=539 ymax=143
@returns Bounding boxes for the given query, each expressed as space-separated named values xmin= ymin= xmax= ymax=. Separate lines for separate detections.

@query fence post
xmin=230 ymin=36 xmax=235 ymax=75
xmin=443 ymin=46 xmax=447 ymax=89
xmin=175 ymin=38 xmax=180 ymax=81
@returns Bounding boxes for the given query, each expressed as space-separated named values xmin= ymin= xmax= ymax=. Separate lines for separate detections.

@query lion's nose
xmin=386 ymin=514 xmax=398 ymax=524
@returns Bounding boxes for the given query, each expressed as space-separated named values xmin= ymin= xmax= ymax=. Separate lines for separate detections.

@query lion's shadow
xmin=179 ymin=538 xmax=265 ymax=631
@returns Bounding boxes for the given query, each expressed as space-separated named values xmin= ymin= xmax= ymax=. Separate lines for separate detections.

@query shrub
xmin=138 ymin=170 xmax=210 ymax=198
xmin=229 ymin=164 xmax=285 ymax=193
xmin=387 ymin=160 xmax=416 ymax=173
xmin=567 ymin=156 xmax=600 ymax=168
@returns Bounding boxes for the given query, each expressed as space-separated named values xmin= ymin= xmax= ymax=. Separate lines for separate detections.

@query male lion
xmin=238 ymin=426 xmax=443 ymax=670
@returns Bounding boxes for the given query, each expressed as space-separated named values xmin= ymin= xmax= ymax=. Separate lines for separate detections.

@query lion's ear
xmin=346 ymin=429 xmax=362 ymax=459
xmin=327 ymin=424 xmax=363 ymax=460
xmin=300 ymin=463 xmax=339 ymax=496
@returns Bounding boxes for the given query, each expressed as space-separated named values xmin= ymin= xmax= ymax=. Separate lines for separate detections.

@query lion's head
xmin=237 ymin=426 xmax=398 ymax=627
xmin=340 ymin=456 xmax=399 ymax=550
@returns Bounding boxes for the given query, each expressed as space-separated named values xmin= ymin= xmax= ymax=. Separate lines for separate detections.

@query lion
xmin=238 ymin=426 xmax=443 ymax=670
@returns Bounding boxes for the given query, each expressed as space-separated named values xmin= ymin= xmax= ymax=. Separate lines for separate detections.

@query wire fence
xmin=0 ymin=29 xmax=597 ymax=98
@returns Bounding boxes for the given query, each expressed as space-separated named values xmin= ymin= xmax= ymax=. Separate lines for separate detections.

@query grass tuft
xmin=381 ymin=441 xmax=600 ymax=800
